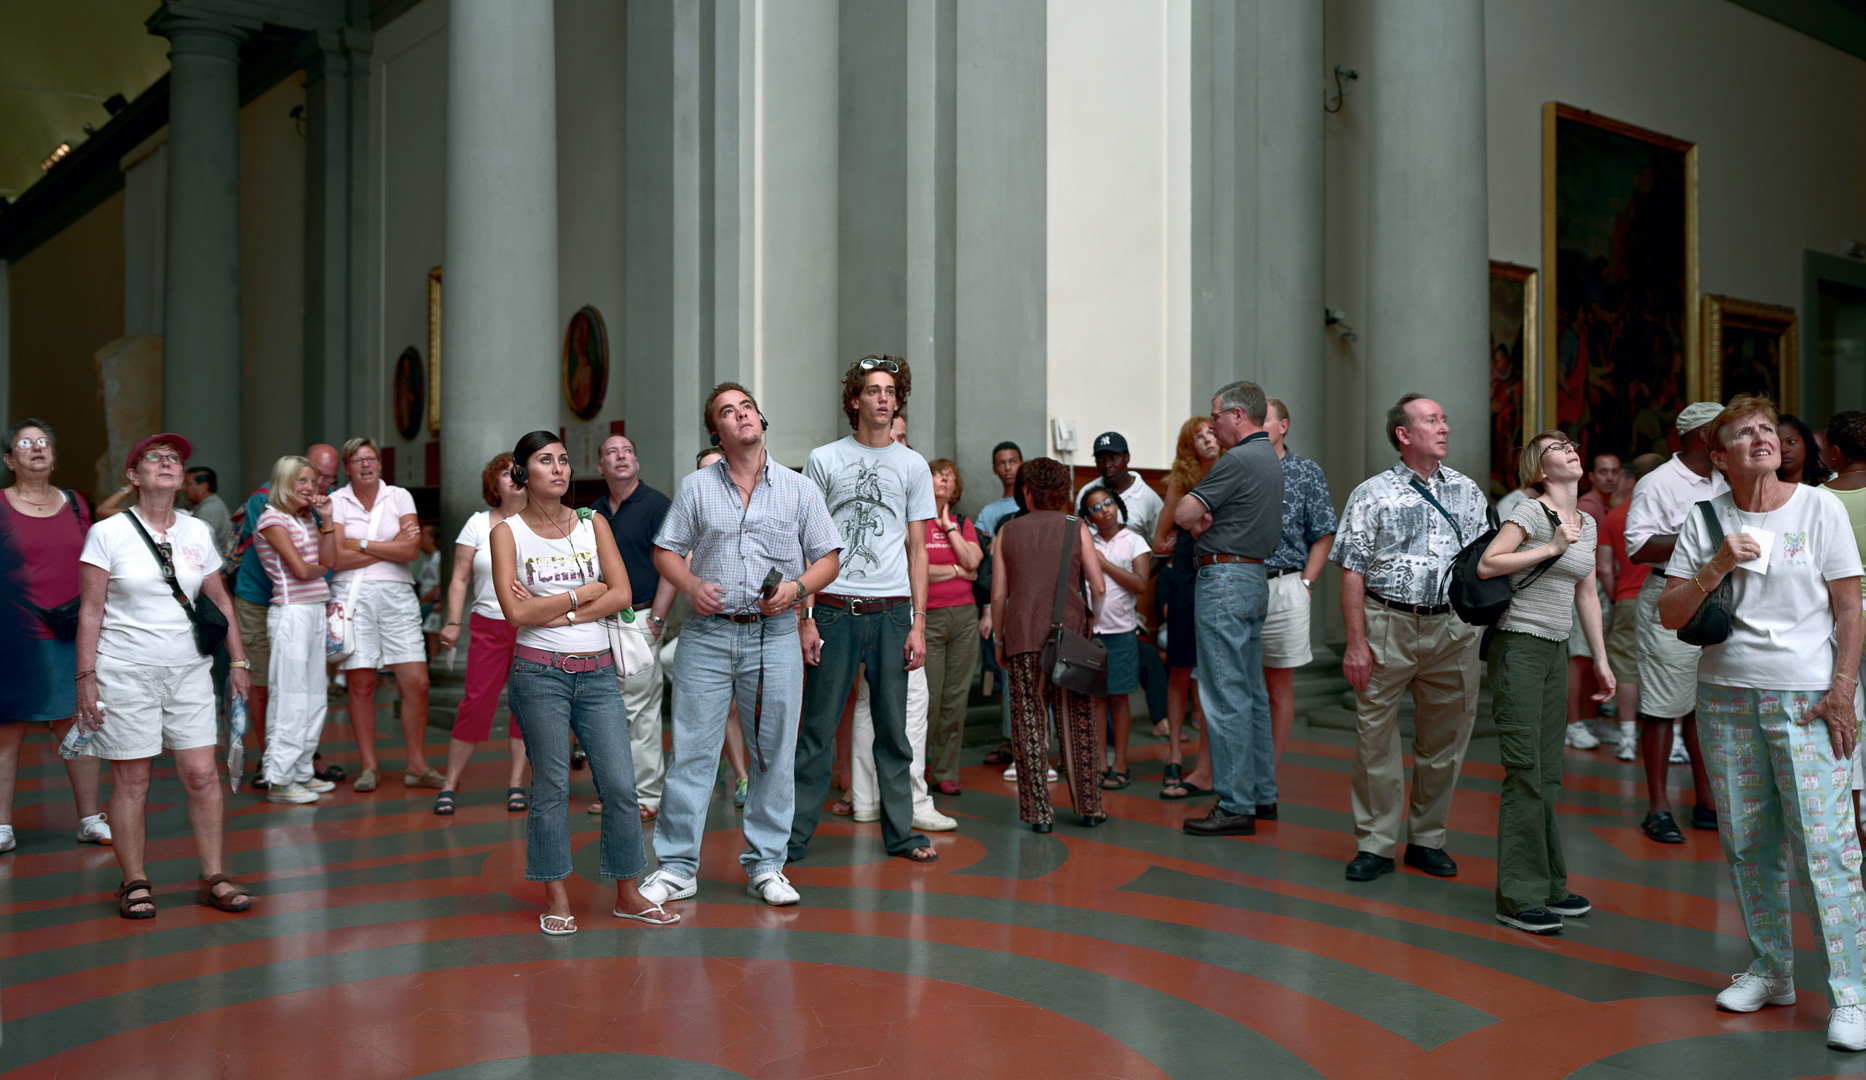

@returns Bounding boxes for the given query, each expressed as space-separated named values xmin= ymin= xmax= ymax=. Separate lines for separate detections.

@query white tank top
xmin=503 ymin=511 xmax=610 ymax=654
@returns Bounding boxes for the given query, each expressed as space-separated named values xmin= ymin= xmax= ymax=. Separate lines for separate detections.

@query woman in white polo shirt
xmin=329 ymin=437 xmax=436 ymax=793
xmin=75 ymin=433 xmax=254 ymax=919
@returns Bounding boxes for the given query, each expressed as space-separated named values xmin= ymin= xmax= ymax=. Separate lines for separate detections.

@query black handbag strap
xmin=1514 ymin=503 xmax=1566 ymax=593
xmin=1410 ymin=479 xmax=1463 ymax=545
xmin=1051 ymin=514 xmax=1080 ymax=631
xmin=123 ymin=508 xmax=200 ymax=618
xmin=1695 ymin=500 xmax=1725 ymax=548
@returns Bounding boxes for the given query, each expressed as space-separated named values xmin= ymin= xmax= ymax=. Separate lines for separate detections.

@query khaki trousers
xmin=1351 ymin=601 xmax=1481 ymax=857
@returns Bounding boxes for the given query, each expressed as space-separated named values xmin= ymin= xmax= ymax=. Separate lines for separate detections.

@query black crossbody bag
xmin=1038 ymin=515 xmax=1108 ymax=695
xmin=124 ymin=510 xmax=228 ymax=656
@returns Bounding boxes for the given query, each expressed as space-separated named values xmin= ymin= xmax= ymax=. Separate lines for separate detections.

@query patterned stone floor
xmin=1 ymin=709 xmax=1860 ymax=1079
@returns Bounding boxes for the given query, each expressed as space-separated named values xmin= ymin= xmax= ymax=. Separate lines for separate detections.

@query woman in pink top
xmin=253 ymin=456 xmax=337 ymax=803
xmin=923 ymin=458 xmax=982 ymax=796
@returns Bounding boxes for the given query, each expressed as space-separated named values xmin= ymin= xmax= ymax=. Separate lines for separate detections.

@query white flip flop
xmin=613 ymin=904 xmax=681 ymax=926
xmin=539 ymin=913 xmax=578 ymax=936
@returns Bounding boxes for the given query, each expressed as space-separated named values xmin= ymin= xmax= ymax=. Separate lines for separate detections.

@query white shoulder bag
xmin=326 ymin=495 xmax=387 ymax=663
xmin=569 ymin=509 xmax=654 ymax=679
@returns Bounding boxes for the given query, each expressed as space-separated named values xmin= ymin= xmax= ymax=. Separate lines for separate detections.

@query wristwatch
xmin=1300 ymin=578 xmax=1313 ymax=592
xmin=792 ymin=579 xmax=809 ymax=602
xmin=229 ymin=659 xmax=251 ymax=670
xmin=646 ymin=613 xmax=666 ymax=628
xmin=359 ymin=538 xmax=371 ymax=552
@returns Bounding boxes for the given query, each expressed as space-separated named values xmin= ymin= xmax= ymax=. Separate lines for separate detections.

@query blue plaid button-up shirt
xmin=654 ymin=455 xmax=842 ymax=618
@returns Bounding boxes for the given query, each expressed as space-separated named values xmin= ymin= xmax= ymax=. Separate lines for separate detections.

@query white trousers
xmin=621 ymin=632 xmax=667 ymax=809
xmin=264 ymin=603 xmax=329 ymax=785
xmin=853 ymin=664 xmax=933 ymax=816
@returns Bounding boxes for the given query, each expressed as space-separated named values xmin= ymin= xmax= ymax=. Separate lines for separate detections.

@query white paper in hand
xmin=1735 ymin=527 xmax=1775 ymax=575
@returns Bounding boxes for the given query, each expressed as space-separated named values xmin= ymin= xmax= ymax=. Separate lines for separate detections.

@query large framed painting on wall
xmin=1489 ymin=261 xmax=1538 ymax=499
xmin=392 ymin=347 xmax=424 ymax=440
xmin=1542 ymin=103 xmax=1697 ymax=463
xmin=562 ymin=306 xmax=609 ymax=421
xmin=1703 ymin=294 xmax=1797 ymax=410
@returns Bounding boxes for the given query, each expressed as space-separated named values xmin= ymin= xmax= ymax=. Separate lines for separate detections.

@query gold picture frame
xmin=426 ymin=266 xmax=442 ymax=434
xmin=1488 ymin=261 xmax=1538 ymax=499
xmin=1703 ymin=294 xmax=1798 ymax=412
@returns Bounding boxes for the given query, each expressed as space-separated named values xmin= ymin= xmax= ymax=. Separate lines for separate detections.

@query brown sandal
xmin=117 ymin=879 xmax=156 ymax=920
xmin=831 ymin=799 xmax=855 ymax=817
xmin=195 ymin=874 xmax=254 ymax=913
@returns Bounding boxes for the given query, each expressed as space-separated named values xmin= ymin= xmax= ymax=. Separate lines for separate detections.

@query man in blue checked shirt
xmin=641 ymin=383 xmax=842 ymax=908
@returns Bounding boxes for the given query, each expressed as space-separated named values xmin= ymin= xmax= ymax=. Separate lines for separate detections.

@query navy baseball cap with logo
xmin=1092 ymin=431 xmax=1129 ymax=456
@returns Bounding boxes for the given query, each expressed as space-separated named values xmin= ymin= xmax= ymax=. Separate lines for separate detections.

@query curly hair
xmin=841 ymin=356 xmax=912 ymax=431
xmin=1167 ymin=416 xmax=1213 ymax=493
xmin=1079 ymin=486 xmax=1127 ymax=521
xmin=928 ymin=458 xmax=963 ymax=505
xmin=1017 ymin=457 xmax=1072 ymax=512
xmin=480 ymin=453 xmax=514 ymax=507
xmin=1829 ymin=411 xmax=1866 ymax=466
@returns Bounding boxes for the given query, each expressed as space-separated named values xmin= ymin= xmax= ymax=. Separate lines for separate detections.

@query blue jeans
xmin=1193 ymin=562 xmax=1272 ymax=815
xmin=655 ymin=615 xmax=804 ymax=880
xmin=791 ymin=603 xmax=927 ymax=858
xmin=507 ymin=657 xmax=645 ymax=882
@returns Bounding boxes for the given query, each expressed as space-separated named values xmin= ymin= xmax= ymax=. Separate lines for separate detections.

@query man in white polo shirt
xmin=1624 ymin=402 xmax=1726 ymax=844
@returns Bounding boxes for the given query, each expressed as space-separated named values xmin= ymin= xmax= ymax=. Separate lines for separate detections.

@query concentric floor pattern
xmin=2 ymin=709 xmax=1861 ymax=1079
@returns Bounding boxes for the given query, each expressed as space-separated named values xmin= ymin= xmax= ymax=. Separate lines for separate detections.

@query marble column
xmin=1363 ymin=0 xmax=1489 ymax=480
xmin=151 ymin=11 xmax=250 ymax=489
xmin=121 ymin=141 xmax=167 ymax=338
xmin=442 ymin=0 xmax=559 ymax=534
xmin=303 ymin=29 xmax=372 ymax=449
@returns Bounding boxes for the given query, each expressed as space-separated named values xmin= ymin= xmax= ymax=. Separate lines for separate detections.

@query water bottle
xmin=59 ymin=709 xmax=98 ymax=760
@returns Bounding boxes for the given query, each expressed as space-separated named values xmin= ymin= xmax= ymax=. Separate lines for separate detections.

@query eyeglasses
xmin=858 ymin=357 xmax=900 ymax=373
xmin=141 ymin=451 xmax=183 ymax=465
xmin=1537 ymin=440 xmax=1577 ymax=460
xmin=12 ymin=437 xmax=48 ymax=451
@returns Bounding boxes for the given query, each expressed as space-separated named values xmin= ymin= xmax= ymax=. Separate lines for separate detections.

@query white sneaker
xmin=267 ymin=781 xmax=321 ymax=804
xmin=0 ymin=825 xmax=14 ymax=853
xmin=1616 ymin=721 xmax=1637 ymax=762
xmin=1565 ymin=722 xmax=1601 ymax=749
xmin=1003 ymin=764 xmax=1018 ymax=782
xmin=852 ymin=808 xmax=879 ymax=823
xmin=747 ymin=871 xmax=800 ymax=906
xmin=75 ymin=813 xmax=112 ymax=845
xmin=1044 ymin=767 xmax=1058 ymax=783
xmin=1670 ymin=736 xmax=1690 ymax=764
xmin=1715 ymin=972 xmax=1796 ymax=1013
xmin=638 ymin=868 xmax=697 ymax=906
xmin=913 ymin=811 xmax=958 ymax=832
xmin=301 ymin=777 xmax=337 ymax=794
xmin=1830 ymin=1004 xmax=1866 ymax=1051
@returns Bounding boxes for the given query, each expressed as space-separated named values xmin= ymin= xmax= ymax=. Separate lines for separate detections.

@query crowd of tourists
xmin=3 ymin=362 xmax=1865 ymax=1051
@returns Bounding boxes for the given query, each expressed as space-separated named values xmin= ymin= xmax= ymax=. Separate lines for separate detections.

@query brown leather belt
xmin=1195 ymin=554 xmax=1263 ymax=567
xmin=632 ymin=601 xmax=654 ymax=611
xmin=514 ymin=644 xmax=614 ymax=673
xmin=813 ymin=593 xmax=911 ymax=615
xmin=714 ymin=612 xmax=766 ymax=624
xmin=1368 ymin=592 xmax=1451 ymax=617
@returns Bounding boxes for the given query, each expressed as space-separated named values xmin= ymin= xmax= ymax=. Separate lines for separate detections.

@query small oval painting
xmin=393 ymin=346 xmax=424 ymax=440
xmin=563 ymin=306 xmax=608 ymax=421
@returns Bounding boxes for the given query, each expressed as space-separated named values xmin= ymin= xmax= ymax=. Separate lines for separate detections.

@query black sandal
xmin=983 ymin=742 xmax=1014 ymax=767
xmin=1100 ymin=769 xmax=1131 ymax=791
xmin=117 ymin=879 xmax=156 ymax=920
xmin=433 ymin=790 xmax=457 ymax=816
xmin=1642 ymin=811 xmax=1685 ymax=844
xmin=507 ymin=787 xmax=529 ymax=812
xmin=313 ymin=754 xmax=346 ymax=782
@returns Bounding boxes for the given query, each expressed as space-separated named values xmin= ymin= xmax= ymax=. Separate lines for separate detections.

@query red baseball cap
xmin=126 ymin=432 xmax=194 ymax=472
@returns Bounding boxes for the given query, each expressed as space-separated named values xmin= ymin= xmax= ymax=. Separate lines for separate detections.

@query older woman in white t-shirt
xmin=1659 ymin=396 xmax=1866 ymax=1051
xmin=434 ymin=453 xmax=531 ymax=816
xmin=252 ymin=455 xmax=337 ymax=805
xmin=1477 ymin=431 xmax=1613 ymax=935
xmin=75 ymin=433 xmax=254 ymax=919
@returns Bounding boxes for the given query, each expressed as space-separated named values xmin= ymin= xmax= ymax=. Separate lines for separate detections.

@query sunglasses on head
xmin=858 ymin=357 xmax=900 ymax=373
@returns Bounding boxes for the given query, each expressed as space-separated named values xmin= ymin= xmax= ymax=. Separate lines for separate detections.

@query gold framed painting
xmin=1702 ymin=294 xmax=1797 ymax=411
xmin=1488 ymin=261 xmax=1538 ymax=500
xmin=1542 ymin=103 xmax=1697 ymax=461
xmin=426 ymin=266 xmax=442 ymax=434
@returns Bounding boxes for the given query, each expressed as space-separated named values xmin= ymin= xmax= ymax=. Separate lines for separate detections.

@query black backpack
xmin=1412 ymin=481 xmax=1562 ymax=626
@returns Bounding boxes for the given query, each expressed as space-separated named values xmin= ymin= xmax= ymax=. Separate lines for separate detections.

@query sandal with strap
xmin=900 ymin=845 xmax=940 ymax=864
xmin=540 ymin=913 xmax=578 ymax=936
xmin=983 ymin=742 xmax=1014 ymax=766
xmin=117 ymin=879 xmax=157 ymax=920
xmin=1100 ymin=769 xmax=1131 ymax=791
xmin=195 ymin=874 xmax=254 ymax=913
xmin=433 ymin=790 xmax=457 ymax=816
xmin=614 ymin=903 xmax=680 ymax=926
xmin=507 ymin=787 xmax=529 ymax=812
xmin=1642 ymin=811 xmax=1686 ymax=844
xmin=831 ymin=799 xmax=855 ymax=817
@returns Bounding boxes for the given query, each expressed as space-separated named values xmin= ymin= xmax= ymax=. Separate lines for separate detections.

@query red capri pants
xmin=454 ymin=612 xmax=519 ymax=742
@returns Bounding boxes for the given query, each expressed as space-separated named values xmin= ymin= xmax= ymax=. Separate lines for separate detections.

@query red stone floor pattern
xmin=1 ymin=710 xmax=1862 ymax=1079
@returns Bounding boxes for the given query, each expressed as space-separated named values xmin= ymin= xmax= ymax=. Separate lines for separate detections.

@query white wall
xmin=1045 ymin=0 xmax=1190 ymax=472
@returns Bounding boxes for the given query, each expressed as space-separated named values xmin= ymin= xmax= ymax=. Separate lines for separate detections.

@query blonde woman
xmin=1151 ymin=416 xmax=1222 ymax=798
xmin=252 ymin=456 xmax=338 ymax=804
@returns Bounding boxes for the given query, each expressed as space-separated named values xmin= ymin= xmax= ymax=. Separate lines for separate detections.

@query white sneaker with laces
xmin=302 ymin=777 xmax=337 ymax=794
xmin=1830 ymin=1004 xmax=1866 ymax=1051
xmin=747 ymin=871 xmax=800 ymax=906
xmin=913 ymin=811 xmax=958 ymax=832
xmin=1565 ymin=722 xmax=1600 ymax=750
xmin=75 ymin=813 xmax=112 ymax=845
xmin=1715 ymin=972 xmax=1796 ymax=1013
xmin=268 ymin=782 xmax=321 ymax=804
xmin=1616 ymin=721 xmax=1637 ymax=762
xmin=639 ymin=868 xmax=697 ymax=906
xmin=0 ymin=824 xmax=14 ymax=853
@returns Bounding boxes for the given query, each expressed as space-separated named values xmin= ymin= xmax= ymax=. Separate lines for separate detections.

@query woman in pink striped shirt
xmin=253 ymin=456 xmax=337 ymax=804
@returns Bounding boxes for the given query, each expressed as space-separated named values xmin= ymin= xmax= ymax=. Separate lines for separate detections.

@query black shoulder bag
xmin=1676 ymin=501 xmax=1734 ymax=646
xmin=1412 ymin=481 xmax=1561 ymax=626
xmin=1038 ymin=515 xmax=1108 ymax=695
xmin=29 ymin=490 xmax=84 ymax=640
xmin=124 ymin=510 xmax=228 ymax=657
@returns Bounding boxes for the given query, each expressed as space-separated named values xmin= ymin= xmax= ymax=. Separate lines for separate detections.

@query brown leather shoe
xmin=1181 ymin=806 xmax=1256 ymax=836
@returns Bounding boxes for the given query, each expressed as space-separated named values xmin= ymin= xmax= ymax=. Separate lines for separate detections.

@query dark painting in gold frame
xmin=562 ymin=306 xmax=609 ymax=421
xmin=1489 ymin=261 xmax=1538 ymax=500
xmin=392 ymin=346 xmax=424 ymax=441
xmin=1704 ymin=295 xmax=1797 ymax=411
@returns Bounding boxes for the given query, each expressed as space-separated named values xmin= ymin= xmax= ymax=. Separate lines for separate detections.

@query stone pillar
xmin=121 ymin=141 xmax=167 ymax=338
xmin=1363 ymin=0 xmax=1489 ymax=480
xmin=442 ymin=0 xmax=559 ymax=533
xmin=151 ymin=10 xmax=251 ymax=489
xmin=303 ymin=29 xmax=371 ymax=449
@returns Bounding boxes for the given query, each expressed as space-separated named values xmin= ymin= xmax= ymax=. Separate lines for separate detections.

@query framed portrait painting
xmin=562 ymin=305 xmax=609 ymax=421
xmin=1703 ymin=295 xmax=1797 ymax=411
xmin=1542 ymin=103 xmax=1697 ymax=462
xmin=392 ymin=347 xmax=424 ymax=440
xmin=1489 ymin=261 xmax=1538 ymax=500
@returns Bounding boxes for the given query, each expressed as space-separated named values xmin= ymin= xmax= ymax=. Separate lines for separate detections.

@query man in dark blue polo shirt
xmin=589 ymin=433 xmax=676 ymax=818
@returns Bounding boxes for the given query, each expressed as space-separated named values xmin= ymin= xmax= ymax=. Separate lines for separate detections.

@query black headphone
xmin=510 ymin=430 xmax=573 ymax=487
xmin=710 ymin=413 xmax=770 ymax=447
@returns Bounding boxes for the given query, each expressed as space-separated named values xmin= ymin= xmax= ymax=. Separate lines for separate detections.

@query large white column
xmin=442 ymin=0 xmax=559 ymax=532
xmin=1363 ymin=0 xmax=1489 ymax=480
xmin=303 ymin=29 xmax=371 ymax=449
xmin=152 ymin=11 xmax=250 ymax=489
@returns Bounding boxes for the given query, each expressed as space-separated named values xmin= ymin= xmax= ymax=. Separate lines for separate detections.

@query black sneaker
xmin=1497 ymin=908 xmax=1563 ymax=934
xmin=1345 ymin=851 xmax=1395 ymax=881
xmin=1548 ymin=893 xmax=1592 ymax=918
xmin=1403 ymin=844 xmax=1458 ymax=877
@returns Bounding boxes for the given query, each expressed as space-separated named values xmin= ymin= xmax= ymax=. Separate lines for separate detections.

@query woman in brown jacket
xmin=990 ymin=458 xmax=1106 ymax=832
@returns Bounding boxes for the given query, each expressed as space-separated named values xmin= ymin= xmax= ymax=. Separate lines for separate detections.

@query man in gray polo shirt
xmin=1171 ymin=379 xmax=1284 ymax=836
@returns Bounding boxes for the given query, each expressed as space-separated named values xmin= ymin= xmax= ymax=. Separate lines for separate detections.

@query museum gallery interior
xmin=3 ymin=0 xmax=1866 ymax=1077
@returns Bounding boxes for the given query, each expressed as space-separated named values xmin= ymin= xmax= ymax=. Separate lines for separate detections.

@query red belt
xmin=514 ymin=644 xmax=613 ymax=673
xmin=1195 ymin=554 xmax=1263 ymax=567
xmin=813 ymin=593 xmax=911 ymax=615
